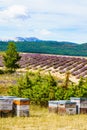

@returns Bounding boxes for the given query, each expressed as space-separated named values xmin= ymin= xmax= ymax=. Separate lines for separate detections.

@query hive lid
xmin=2 ymin=96 xmax=17 ymax=99
xmin=65 ymin=101 xmax=76 ymax=104
xmin=71 ymin=97 xmax=87 ymax=100
xmin=13 ymin=98 xmax=30 ymax=101
xmin=70 ymin=97 xmax=81 ymax=100
xmin=48 ymin=100 xmax=59 ymax=103
xmin=58 ymin=100 xmax=69 ymax=104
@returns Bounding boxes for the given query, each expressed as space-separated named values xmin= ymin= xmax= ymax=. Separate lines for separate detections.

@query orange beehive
xmin=13 ymin=98 xmax=30 ymax=117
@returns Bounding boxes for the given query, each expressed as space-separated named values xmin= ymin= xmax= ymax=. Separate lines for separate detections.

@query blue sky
xmin=0 ymin=0 xmax=87 ymax=43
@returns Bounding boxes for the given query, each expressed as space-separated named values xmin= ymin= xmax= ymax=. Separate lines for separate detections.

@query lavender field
xmin=0 ymin=53 xmax=87 ymax=79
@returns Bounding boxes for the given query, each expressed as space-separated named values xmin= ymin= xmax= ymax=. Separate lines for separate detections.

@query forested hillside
xmin=0 ymin=40 xmax=87 ymax=56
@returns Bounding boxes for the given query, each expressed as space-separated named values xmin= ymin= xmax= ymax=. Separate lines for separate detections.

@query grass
xmin=0 ymin=105 xmax=87 ymax=130
xmin=0 ymin=72 xmax=20 ymax=95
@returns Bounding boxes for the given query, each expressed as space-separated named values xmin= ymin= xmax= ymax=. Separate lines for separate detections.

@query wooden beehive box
xmin=80 ymin=98 xmax=87 ymax=114
xmin=70 ymin=97 xmax=87 ymax=114
xmin=58 ymin=100 xmax=76 ymax=115
xmin=0 ymin=97 xmax=13 ymax=117
xmin=65 ymin=101 xmax=76 ymax=115
xmin=0 ymin=97 xmax=3 ymax=117
xmin=58 ymin=100 xmax=67 ymax=115
xmin=70 ymin=97 xmax=81 ymax=114
xmin=13 ymin=98 xmax=30 ymax=117
xmin=48 ymin=101 xmax=59 ymax=113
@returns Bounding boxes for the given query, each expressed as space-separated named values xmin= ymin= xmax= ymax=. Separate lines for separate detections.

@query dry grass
xmin=0 ymin=105 xmax=87 ymax=130
xmin=0 ymin=73 xmax=20 ymax=95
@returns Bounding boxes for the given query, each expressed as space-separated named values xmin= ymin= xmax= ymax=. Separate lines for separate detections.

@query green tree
xmin=8 ymin=71 xmax=57 ymax=106
xmin=3 ymin=42 xmax=21 ymax=72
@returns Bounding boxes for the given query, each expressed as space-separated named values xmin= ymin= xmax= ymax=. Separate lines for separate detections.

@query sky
xmin=0 ymin=0 xmax=87 ymax=43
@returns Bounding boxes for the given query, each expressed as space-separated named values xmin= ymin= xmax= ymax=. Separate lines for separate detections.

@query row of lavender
xmin=0 ymin=53 xmax=87 ymax=78
xmin=18 ymin=53 xmax=87 ymax=79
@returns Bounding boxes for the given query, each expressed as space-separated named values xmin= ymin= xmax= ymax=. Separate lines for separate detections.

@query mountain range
xmin=15 ymin=37 xmax=41 ymax=42
xmin=0 ymin=37 xmax=41 ymax=42
xmin=0 ymin=37 xmax=87 ymax=56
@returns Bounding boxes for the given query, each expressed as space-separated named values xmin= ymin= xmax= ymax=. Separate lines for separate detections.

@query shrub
xmin=8 ymin=71 xmax=57 ymax=106
xmin=8 ymin=71 xmax=87 ymax=106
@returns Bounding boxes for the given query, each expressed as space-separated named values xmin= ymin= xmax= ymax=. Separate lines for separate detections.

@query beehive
xmin=48 ymin=101 xmax=59 ymax=113
xmin=58 ymin=100 xmax=67 ymax=115
xmin=0 ymin=97 xmax=13 ymax=117
xmin=80 ymin=98 xmax=87 ymax=114
xmin=13 ymin=98 xmax=30 ymax=117
xmin=57 ymin=100 xmax=76 ymax=115
xmin=70 ymin=97 xmax=81 ymax=114
xmin=0 ymin=97 xmax=3 ymax=117
xmin=70 ymin=97 xmax=87 ymax=114
xmin=65 ymin=101 xmax=76 ymax=115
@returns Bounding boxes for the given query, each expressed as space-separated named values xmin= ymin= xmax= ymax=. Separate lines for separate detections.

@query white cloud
xmin=40 ymin=29 xmax=51 ymax=35
xmin=0 ymin=0 xmax=87 ymax=43
xmin=0 ymin=5 xmax=30 ymax=22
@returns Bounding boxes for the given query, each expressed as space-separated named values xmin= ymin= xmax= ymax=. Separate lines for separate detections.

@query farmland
xmin=1 ymin=53 xmax=87 ymax=82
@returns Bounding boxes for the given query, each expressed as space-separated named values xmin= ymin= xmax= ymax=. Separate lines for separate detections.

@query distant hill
xmin=15 ymin=37 xmax=41 ymax=42
xmin=0 ymin=37 xmax=87 ymax=56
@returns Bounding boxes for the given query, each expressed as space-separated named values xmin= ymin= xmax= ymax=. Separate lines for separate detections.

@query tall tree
xmin=3 ymin=42 xmax=21 ymax=72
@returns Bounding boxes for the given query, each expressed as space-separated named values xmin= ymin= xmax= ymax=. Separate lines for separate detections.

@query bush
xmin=8 ymin=71 xmax=57 ymax=106
xmin=8 ymin=71 xmax=87 ymax=106
xmin=0 ymin=69 xmax=4 ymax=74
